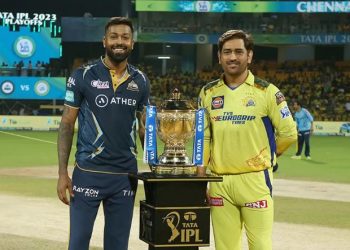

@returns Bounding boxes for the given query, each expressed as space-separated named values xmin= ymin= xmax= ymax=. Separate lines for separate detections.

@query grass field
xmin=0 ymin=130 xmax=350 ymax=249
xmin=1 ymin=130 xmax=349 ymax=183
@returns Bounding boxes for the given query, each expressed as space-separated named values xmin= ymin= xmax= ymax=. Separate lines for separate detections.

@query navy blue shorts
xmin=69 ymin=167 xmax=138 ymax=250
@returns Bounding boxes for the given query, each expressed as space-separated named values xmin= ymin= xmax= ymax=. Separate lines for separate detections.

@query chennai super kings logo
xmin=13 ymin=36 xmax=36 ymax=58
xmin=163 ymin=211 xmax=203 ymax=243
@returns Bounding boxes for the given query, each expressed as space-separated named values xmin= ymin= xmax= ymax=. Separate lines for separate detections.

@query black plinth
xmin=130 ymin=172 xmax=222 ymax=249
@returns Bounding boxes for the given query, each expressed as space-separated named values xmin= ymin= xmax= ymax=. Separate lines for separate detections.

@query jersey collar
xmin=219 ymin=70 xmax=254 ymax=87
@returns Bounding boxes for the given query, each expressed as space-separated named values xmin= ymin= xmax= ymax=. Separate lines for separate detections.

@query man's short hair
xmin=218 ymin=30 xmax=254 ymax=52
xmin=105 ymin=17 xmax=134 ymax=34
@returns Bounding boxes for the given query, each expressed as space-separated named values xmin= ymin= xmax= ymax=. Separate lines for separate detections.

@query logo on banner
xmin=195 ymin=1 xmax=211 ymax=12
xmin=14 ymin=36 xmax=35 ymax=58
xmin=1 ymin=80 xmax=15 ymax=95
xmin=34 ymin=80 xmax=50 ymax=96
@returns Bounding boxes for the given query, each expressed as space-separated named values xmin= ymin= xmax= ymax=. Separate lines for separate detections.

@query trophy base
xmin=152 ymin=165 xmax=197 ymax=176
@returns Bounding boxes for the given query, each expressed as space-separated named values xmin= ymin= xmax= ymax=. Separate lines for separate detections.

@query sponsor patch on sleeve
xmin=209 ymin=197 xmax=224 ymax=206
xmin=275 ymin=91 xmax=286 ymax=105
xmin=65 ymin=90 xmax=74 ymax=102
xmin=280 ymin=106 xmax=291 ymax=119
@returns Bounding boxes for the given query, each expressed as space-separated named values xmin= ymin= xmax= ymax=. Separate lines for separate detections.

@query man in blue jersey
xmin=57 ymin=17 xmax=150 ymax=250
xmin=291 ymin=100 xmax=314 ymax=160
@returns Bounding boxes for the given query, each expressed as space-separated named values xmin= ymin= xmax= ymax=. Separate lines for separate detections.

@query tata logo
xmin=211 ymin=96 xmax=224 ymax=110
xmin=13 ymin=36 xmax=35 ymax=58
xmin=95 ymin=94 xmax=108 ymax=108
xmin=91 ymin=79 xmax=109 ymax=89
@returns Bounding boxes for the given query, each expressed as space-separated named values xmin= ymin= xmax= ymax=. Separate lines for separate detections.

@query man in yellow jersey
xmin=198 ymin=30 xmax=297 ymax=250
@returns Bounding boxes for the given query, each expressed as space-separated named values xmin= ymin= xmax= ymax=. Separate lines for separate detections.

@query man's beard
xmin=106 ymin=47 xmax=132 ymax=64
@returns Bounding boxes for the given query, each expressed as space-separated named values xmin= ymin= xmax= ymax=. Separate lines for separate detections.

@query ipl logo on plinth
xmin=14 ymin=36 xmax=36 ymax=58
xmin=163 ymin=211 xmax=203 ymax=243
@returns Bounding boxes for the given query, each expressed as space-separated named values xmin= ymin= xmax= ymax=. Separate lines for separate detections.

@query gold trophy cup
xmin=154 ymin=89 xmax=197 ymax=175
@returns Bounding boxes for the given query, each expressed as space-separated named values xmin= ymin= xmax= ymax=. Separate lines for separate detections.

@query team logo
xmin=196 ymin=34 xmax=208 ymax=44
xmin=242 ymin=96 xmax=256 ymax=107
xmin=95 ymin=94 xmax=109 ymax=108
xmin=127 ymin=81 xmax=139 ymax=91
xmin=195 ymin=1 xmax=211 ymax=12
xmin=13 ymin=36 xmax=35 ymax=58
xmin=34 ymin=80 xmax=50 ymax=96
xmin=211 ymin=96 xmax=224 ymax=109
xmin=275 ymin=91 xmax=286 ymax=105
xmin=1 ymin=80 xmax=15 ymax=95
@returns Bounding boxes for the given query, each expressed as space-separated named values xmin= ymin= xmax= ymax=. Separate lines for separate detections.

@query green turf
xmin=0 ymin=131 xmax=75 ymax=167
xmin=275 ymin=136 xmax=350 ymax=183
xmin=1 ymin=131 xmax=349 ymax=183
xmin=274 ymin=196 xmax=350 ymax=229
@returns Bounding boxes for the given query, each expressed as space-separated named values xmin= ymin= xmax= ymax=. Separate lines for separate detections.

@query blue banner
xmin=192 ymin=108 xmax=205 ymax=166
xmin=0 ymin=76 xmax=66 ymax=99
xmin=138 ymin=33 xmax=350 ymax=45
xmin=144 ymin=105 xmax=158 ymax=165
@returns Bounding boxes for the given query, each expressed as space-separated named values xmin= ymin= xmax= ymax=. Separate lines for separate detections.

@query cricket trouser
xmin=209 ymin=169 xmax=273 ymax=250
xmin=69 ymin=167 xmax=137 ymax=250
xmin=296 ymin=130 xmax=311 ymax=157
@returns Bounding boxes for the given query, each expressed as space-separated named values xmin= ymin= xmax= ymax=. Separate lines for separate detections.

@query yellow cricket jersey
xmin=198 ymin=71 xmax=297 ymax=174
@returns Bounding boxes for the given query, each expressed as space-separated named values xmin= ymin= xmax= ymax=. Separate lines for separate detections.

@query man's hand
xmin=57 ymin=173 xmax=74 ymax=205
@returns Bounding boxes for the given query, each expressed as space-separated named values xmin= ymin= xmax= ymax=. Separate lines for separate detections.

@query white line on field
xmin=0 ymin=130 xmax=58 ymax=145
xmin=0 ymin=131 xmax=145 ymax=161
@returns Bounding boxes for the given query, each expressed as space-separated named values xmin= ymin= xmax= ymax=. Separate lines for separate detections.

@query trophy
xmin=144 ymin=89 xmax=205 ymax=175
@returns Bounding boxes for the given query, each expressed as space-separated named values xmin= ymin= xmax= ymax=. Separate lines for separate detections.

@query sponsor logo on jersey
xmin=67 ymin=77 xmax=75 ymax=88
xmin=245 ymin=200 xmax=268 ymax=209
xmin=280 ymin=106 xmax=291 ymax=119
xmin=212 ymin=112 xmax=256 ymax=125
xmin=275 ymin=91 xmax=286 ymax=105
xmin=209 ymin=197 xmax=224 ymax=206
xmin=127 ymin=81 xmax=139 ymax=91
xmin=91 ymin=79 xmax=109 ymax=89
xmin=95 ymin=94 xmax=137 ymax=108
xmin=73 ymin=185 xmax=99 ymax=198
xmin=65 ymin=90 xmax=74 ymax=102
xmin=211 ymin=96 xmax=224 ymax=109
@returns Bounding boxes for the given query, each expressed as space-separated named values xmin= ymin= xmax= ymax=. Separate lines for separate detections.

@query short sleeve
xmin=64 ymin=69 xmax=84 ymax=108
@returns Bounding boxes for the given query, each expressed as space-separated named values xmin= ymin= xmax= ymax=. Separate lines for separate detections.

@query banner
xmin=137 ymin=33 xmax=350 ymax=45
xmin=314 ymin=121 xmax=350 ymax=136
xmin=0 ymin=76 xmax=66 ymax=99
xmin=136 ymin=1 xmax=350 ymax=13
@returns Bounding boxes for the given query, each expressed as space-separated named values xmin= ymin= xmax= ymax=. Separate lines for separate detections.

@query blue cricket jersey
xmin=64 ymin=57 xmax=150 ymax=174
xmin=294 ymin=108 xmax=313 ymax=132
